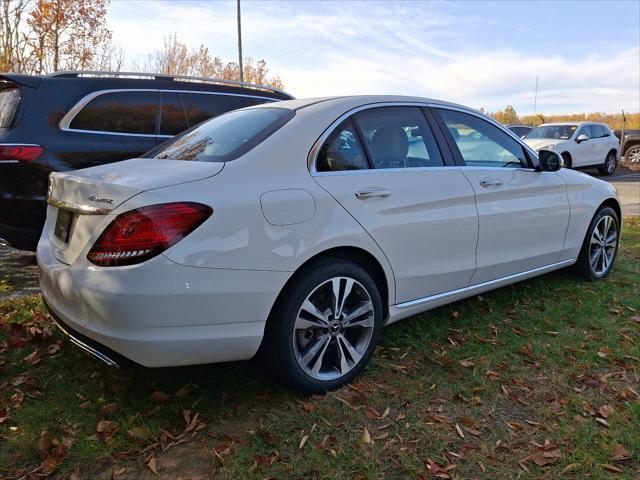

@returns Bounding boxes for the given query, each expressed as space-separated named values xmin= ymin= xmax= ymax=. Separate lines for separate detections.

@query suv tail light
xmin=87 ymin=202 xmax=213 ymax=267
xmin=0 ymin=144 xmax=44 ymax=163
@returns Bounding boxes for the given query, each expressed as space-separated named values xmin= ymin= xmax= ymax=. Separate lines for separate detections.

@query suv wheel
xmin=574 ymin=206 xmax=619 ymax=280
xmin=264 ymin=259 xmax=383 ymax=392
xmin=561 ymin=153 xmax=572 ymax=169
xmin=598 ymin=152 xmax=617 ymax=176
xmin=626 ymin=145 xmax=640 ymax=163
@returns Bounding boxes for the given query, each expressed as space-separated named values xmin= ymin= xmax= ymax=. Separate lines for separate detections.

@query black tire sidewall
xmin=599 ymin=152 xmax=617 ymax=176
xmin=266 ymin=258 xmax=383 ymax=392
xmin=576 ymin=206 xmax=620 ymax=280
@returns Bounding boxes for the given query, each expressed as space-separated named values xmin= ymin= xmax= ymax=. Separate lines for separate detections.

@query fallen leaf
xmin=36 ymin=430 xmax=53 ymax=452
xmin=297 ymin=400 xmax=316 ymax=413
xmin=299 ymin=434 xmax=309 ymax=449
xmin=127 ymin=426 xmax=151 ymax=444
xmin=459 ymin=358 xmax=474 ymax=368
xmin=598 ymin=405 xmax=614 ymax=418
xmin=100 ymin=402 xmax=121 ymax=417
xmin=146 ymin=457 xmax=158 ymax=474
xmin=24 ymin=350 xmax=41 ymax=365
xmin=529 ymin=449 xmax=561 ymax=466
xmin=381 ymin=406 xmax=390 ymax=419
xmin=149 ymin=390 xmax=170 ymax=403
xmin=520 ymin=344 xmax=533 ymax=357
xmin=597 ymin=346 xmax=612 ymax=358
xmin=560 ymin=463 xmax=581 ymax=474
xmin=455 ymin=423 xmax=465 ymax=438
xmin=361 ymin=427 xmax=371 ymax=444
xmin=595 ymin=417 xmax=609 ymax=428
xmin=46 ymin=344 xmax=61 ymax=355
xmin=601 ymin=464 xmax=623 ymax=473
xmin=96 ymin=420 xmax=118 ymax=444
xmin=611 ymin=443 xmax=630 ymax=461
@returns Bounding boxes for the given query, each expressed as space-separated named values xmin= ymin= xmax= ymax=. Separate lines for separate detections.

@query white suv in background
xmin=524 ymin=122 xmax=620 ymax=175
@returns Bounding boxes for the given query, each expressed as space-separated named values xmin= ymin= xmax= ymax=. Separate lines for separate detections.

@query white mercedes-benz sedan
xmin=38 ymin=96 xmax=622 ymax=392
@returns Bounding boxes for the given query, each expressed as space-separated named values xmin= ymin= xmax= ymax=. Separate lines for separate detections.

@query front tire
xmin=263 ymin=258 xmax=383 ymax=392
xmin=574 ymin=206 xmax=620 ymax=280
xmin=598 ymin=151 xmax=617 ymax=176
xmin=561 ymin=153 xmax=572 ymax=169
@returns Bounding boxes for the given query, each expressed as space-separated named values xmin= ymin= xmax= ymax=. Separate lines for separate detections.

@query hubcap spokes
xmin=629 ymin=149 xmax=640 ymax=163
xmin=294 ymin=277 xmax=374 ymax=381
xmin=589 ymin=215 xmax=617 ymax=275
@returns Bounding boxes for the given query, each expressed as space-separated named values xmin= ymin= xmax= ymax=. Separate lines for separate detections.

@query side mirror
xmin=537 ymin=149 xmax=562 ymax=172
xmin=576 ymin=134 xmax=589 ymax=143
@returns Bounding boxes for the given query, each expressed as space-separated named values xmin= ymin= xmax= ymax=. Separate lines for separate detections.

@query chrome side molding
xmin=47 ymin=198 xmax=112 ymax=215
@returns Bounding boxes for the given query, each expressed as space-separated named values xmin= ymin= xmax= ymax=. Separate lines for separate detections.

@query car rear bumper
xmin=37 ymin=239 xmax=291 ymax=367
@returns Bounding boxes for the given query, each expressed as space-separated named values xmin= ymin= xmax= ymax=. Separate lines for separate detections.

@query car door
xmin=572 ymin=124 xmax=595 ymax=167
xmin=312 ymin=105 xmax=478 ymax=304
xmin=432 ymin=107 xmax=570 ymax=285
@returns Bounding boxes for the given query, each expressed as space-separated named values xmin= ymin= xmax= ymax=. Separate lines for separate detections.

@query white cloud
xmin=107 ymin=1 xmax=640 ymax=115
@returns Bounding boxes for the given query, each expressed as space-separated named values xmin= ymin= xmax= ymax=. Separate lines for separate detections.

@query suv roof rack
xmin=47 ymin=70 xmax=291 ymax=97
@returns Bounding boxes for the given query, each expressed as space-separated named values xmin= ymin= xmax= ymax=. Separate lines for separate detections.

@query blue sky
xmin=108 ymin=0 xmax=640 ymax=114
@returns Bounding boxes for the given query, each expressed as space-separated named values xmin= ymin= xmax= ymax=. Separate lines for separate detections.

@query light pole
xmin=237 ymin=0 xmax=244 ymax=83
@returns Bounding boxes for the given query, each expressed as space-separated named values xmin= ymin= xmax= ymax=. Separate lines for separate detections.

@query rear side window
xmin=159 ymin=92 xmax=255 ymax=136
xmin=179 ymin=93 xmax=253 ymax=126
xmin=0 ymin=83 xmax=20 ymax=128
xmin=153 ymin=107 xmax=294 ymax=162
xmin=436 ymin=109 xmax=528 ymax=168
xmin=70 ymin=91 xmax=158 ymax=134
xmin=316 ymin=119 xmax=369 ymax=171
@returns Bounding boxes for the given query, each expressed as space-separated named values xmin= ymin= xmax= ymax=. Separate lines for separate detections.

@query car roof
xmin=538 ymin=121 xmax=606 ymax=127
xmin=252 ymin=95 xmax=473 ymax=113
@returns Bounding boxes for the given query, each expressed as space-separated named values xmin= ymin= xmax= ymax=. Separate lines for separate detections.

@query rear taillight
xmin=0 ymin=144 xmax=44 ymax=162
xmin=87 ymin=202 xmax=213 ymax=267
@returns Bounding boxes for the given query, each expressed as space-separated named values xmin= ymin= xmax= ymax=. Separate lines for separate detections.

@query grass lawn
xmin=1 ymin=218 xmax=638 ymax=479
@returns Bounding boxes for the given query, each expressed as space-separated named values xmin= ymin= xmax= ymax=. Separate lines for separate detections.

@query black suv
xmin=0 ymin=71 xmax=293 ymax=250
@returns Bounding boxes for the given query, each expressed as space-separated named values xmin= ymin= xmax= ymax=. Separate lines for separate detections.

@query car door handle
xmin=479 ymin=178 xmax=503 ymax=188
xmin=355 ymin=188 xmax=391 ymax=199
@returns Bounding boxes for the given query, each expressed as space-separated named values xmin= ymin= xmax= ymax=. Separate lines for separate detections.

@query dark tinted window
xmin=70 ymin=91 xmax=157 ymax=134
xmin=437 ymin=109 xmax=528 ymax=168
xmin=509 ymin=126 xmax=532 ymax=138
xmin=153 ymin=107 xmax=294 ymax=162
xmin=160 ymin=92 xmax=189 ymax=135
xmin=179 ymin=93 xmax=254 ymax=126
xmin=316 ymin=119 xmax=369 ymax=172
xmin=0 ymin=84 xmax=20 ymax=128
xmin=591 ymin=125 xmax=608 ymax=138
xmin=354 ymin=107 xmax=443 ymax=169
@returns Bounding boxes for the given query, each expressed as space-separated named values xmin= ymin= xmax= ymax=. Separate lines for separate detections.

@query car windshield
xmin=526 ymin=124 xmax=577 ymax=140
xmin=153 ymin=107 xmax=294 ymax=162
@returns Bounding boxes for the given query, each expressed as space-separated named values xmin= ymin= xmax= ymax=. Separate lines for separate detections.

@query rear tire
xmin=598 ymin=151 xmax=617 ymax=176
xmin=625 ymin=145 xmax=640 ymax=163
xmin=263 ymin=258 xmax=383 ymax=393
xmin=574 ymin=206 xmax=620 ymax=280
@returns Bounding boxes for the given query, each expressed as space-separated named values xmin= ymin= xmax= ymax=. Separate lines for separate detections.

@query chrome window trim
xmin=308 ymin=101 xmax=540 ymax=176
xmin=59 ymin=88 xmax=277 ymax=137
xmin=427 ymin=103 xmax=540 ymax=166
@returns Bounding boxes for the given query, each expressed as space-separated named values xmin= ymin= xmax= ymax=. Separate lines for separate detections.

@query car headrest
xmin=369 ymin=126 xmax=409 ymax=167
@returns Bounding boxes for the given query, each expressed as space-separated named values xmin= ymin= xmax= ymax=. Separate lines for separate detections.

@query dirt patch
xmin=0 ymin=246 xmax=39 ymax=299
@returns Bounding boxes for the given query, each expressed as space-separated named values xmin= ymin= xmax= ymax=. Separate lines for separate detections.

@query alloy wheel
xmin=627 ymin=146 xmax=640 ymax=163
xmin=293 ymin=276 xmax=375 ymax=381
xmin=589 ymin=215 xmax=617 ymax=276
xmin=606 ymin=154 xmax=616 ymax=174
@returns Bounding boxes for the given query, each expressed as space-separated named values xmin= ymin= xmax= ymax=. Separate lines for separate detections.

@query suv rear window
xmin=70 ymin=91 xmax=158 ymax=134
xmin=153 ymin=107 xmax=294 ymax=162
xmin=0 ymin=83 xmax=20 ymax=128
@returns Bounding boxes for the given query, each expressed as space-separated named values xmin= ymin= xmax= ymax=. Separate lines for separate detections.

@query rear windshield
xmin=153 ymin=107 xmax=294 ymax=162
xmin=0 ymin=83 xmax=20 ymax=128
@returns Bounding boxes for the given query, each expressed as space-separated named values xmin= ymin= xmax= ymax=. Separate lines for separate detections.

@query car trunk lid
xmin=46 ymin=158 xmax=223 ymax=264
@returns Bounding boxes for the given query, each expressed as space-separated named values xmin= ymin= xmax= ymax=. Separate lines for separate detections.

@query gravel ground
xmin=1 ymin=162 xmax=638 ymax=299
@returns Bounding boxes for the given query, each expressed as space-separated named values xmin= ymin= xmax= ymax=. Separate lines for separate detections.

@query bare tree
xmin=0 ymin=0 xmax=34 ymax=72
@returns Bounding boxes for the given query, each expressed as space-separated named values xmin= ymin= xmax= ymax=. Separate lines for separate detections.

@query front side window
xmin=70 ymin=91 xmax=158 ymax=134
xmin=591 ymin=125 xmax=607 ymax=138
xmin=577 ymin=125 xmax=593 ymax=139
xmin=153 ymin=107 xmax=294 ymax=162
xmin=160 ymin=92 xmax=189 ymax=136
xmin=354 ymin=107 xmax=443 ymax=169
xmin=436 ymin=109 xmax=528 ymax=168
xmin=316 ymin=119 xmax=369 ymax=172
